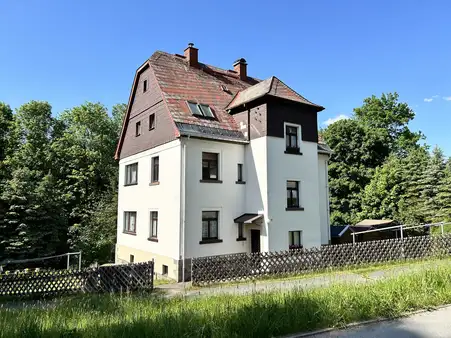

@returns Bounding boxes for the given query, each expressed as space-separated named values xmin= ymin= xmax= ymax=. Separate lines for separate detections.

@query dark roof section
xmin=318 ymin=142 xmax=333 ymax=155
xmin=226 ymin=76 xmax=324 ymax=111
xmin=234 ymin=213 xmax=263 ymax=223
xmin=176 ymin=122 xmax=248 ymax=143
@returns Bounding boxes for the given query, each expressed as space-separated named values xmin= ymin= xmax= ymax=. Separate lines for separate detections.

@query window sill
xmin=123 ymin=231 xmax=137 ymax=236
xmin=199 ymin=239 xmax=223 ymax=244
xmin=199 ymin=179 xmax=223 ymax=184
xmin=149 ymin=127 xmax=155 ymax=131
xmin=284 ymin=149 xmax=303 ymax=155
xmin=149 ymin=181 xmax=160 ymax=186
xmin=235 ymin=181 xmax=246 ymax=185
xmin=286 ymin=207 xmax=305 ymax=211
xmin=124 ymin=183 xmax=138 ymax=187
xmin=147 ymin=237 xmax=158 ymax=242
xmin=236 ymin=237 xmax=247 ymax=242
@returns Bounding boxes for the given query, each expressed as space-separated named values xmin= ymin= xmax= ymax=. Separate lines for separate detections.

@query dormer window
xmin=187 ymin=102 xmax=215 ymax=118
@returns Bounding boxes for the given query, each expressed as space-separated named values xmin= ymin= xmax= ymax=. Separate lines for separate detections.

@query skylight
xmin=187 ymin=102 xmax=215 ymax=118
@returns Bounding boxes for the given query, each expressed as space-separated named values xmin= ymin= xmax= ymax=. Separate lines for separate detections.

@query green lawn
xmin=2 ymin=264 xmax=451 ymax=337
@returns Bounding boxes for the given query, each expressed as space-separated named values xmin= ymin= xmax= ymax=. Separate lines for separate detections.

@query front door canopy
xmin=234 ymin=213 xmax=263 ymax=224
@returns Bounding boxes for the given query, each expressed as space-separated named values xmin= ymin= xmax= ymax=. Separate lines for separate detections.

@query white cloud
xmin=322 ymin=114 xmax=350 ymax=126
xmin=424 ymin=98 xmax=433 ymax=102
xmin=433 ymin=95 xmax=440 ymax=98
xmin=443 ymin=96 xmax=451 ymax=101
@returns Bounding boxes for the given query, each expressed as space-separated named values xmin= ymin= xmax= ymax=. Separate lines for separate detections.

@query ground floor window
xmin=202 ymin=211 xmax=219 ymax=240
xmin=237 ymin=222 xmax=244 ymax=239
xmin=289 ymin=231 xmax=302 ymax=249
xmin=124 ymin=211 xmax=137 ymax=234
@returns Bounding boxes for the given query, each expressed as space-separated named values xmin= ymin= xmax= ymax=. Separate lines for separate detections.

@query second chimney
xmin=184 ymin=43 xmax=198 ymax=67
xmin=233 ymin=58 xmax=247 ymax=80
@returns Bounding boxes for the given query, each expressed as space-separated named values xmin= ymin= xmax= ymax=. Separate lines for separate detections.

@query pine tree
xmin=437 ymin=160 xmax=451 ymax=221
xmin=417 ymin=147 xmax=445 ymax=223
xmin=398 ymin=147 xmax=429 ymax=225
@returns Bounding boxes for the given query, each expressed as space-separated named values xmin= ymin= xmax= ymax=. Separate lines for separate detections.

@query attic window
xmin=187 ymin=102 xmax=215 ymax=119
xmin=143 ymin=80 xmax=148 ymax=93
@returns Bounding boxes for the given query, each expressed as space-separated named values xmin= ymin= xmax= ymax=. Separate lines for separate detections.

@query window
xmin=287 ymin=181 xmax=300 ymax=208
xmin=162 ymin=265 xmax=168 ymax=275
xmin=187 ymin=102 xmax=215 ymax=118
xmin=202 ymin=211 xmax=219 ymax=240
xmin=125 ymin=163 xmax=138 ymax=185
xmin=150 ymin=211 xmax=158 ymax=239
xmin=289 ymin=231 xmax=302 ymax=250
xmin=136 ymin=121 xmax=141 ymax=136
xmin=237 ymin=223 xmax=245 ymax=240
xmin=143 ymin=80 xmax=148 ymax=92
xmin=149 ymin=114 xmax=155 ymax=130
xmin=130 ymin=254 xmax=135 ymax=263
xmin=124 ymin=211 xmax=137 ymax=234
xmin=151 ymin=156 xmax=159 ymax=183
xmin=237 ymin=163 xmax=243 ymax=182
xmin=202 ymin=152 xmax=219 ymax=180
xmin=285 ymin=125 xmax=299 ymax=151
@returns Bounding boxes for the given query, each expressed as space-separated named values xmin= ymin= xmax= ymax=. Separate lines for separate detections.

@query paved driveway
xmin=311 ymin=306 xmax=451 ymax=338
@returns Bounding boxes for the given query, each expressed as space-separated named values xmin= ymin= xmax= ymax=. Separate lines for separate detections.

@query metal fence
xmin=0 ymin=261 xmax=154 ymax=299
xmin=191 ymin=234 xmax=451 ymax=285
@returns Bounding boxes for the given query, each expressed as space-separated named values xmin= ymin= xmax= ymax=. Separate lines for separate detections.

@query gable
xmin=115 ymin=61 xmax=178 ymax=160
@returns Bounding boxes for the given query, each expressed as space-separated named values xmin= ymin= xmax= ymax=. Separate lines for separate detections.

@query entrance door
xmin=250 ymin=230 xmax=261 ymax=253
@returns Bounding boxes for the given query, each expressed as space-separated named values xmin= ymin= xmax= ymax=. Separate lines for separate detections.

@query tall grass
xmin=1 ymin=266 xmax=451 ymax=337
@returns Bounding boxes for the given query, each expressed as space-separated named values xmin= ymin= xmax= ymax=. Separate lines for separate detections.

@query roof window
xmin=187 ymin=102 xmax=215 ymax=118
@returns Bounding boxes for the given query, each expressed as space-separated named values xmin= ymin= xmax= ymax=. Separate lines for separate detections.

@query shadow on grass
xmin=21 ymin=290 xmax=421 ymax=338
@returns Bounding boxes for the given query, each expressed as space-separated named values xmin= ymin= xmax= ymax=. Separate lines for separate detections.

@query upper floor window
xmin=289 ymin=231 xmax=302 ymax=250
xmin=237 ymin=163 xmax=244 ymax=183
xmin=149 ymin=211 xmax=158 ymax=240
xmin=286 ymin=180 xmax=300 ymax=209
xmin=135 ymin=121 xmax=141 ymax=137
xmin=143 ymin=79 xmax=148 ymax=93
xmin=124 ymin=211 xmax=137 ymax=234
xmin=285 ymin=125 xmax=300 ymax=153
xmin=187 ymin=102 xmax=215 ymax=118
xmin=125 ymin=163 xmax=138 ymax=185
xmin=151 ymin=156 xmax=159 ymax=183
xmin=202 ymin=152 xmax=219 ymax=181
xmin=149 ymin=113 xmax=156 ymax=130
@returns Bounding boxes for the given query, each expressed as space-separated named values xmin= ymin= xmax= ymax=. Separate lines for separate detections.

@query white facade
xmin=116 ymin=134 xmax=330 ymax=280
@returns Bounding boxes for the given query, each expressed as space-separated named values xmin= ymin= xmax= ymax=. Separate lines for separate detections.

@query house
xmin=114 ymin=43 xmax=332 ymax=281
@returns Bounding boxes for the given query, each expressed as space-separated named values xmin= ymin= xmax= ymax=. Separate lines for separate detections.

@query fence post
xmin=67 ymin=253 xmax=70 ymax=270
xmin=441 ymin=222 xmax=444 ymax=235
xmin=78 ymin=252 xmax=82 ymax=271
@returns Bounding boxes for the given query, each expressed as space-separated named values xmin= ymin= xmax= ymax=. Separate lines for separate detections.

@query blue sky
xmin=1 ymin=0 xmax=450 ymax=154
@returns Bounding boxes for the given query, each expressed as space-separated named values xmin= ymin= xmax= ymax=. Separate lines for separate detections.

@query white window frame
xmin=284 ymin=122 xmax=302 ymax=151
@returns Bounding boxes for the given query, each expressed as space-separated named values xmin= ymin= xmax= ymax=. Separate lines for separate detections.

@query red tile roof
xmin=149 ymin=51 xmax=323 ymax=133
xmin=150 ymin=51 xmax=259 ymax=132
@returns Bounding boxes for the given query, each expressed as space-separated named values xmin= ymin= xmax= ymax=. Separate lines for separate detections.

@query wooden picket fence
xmin=0 ymin=261 xmax=154 ymax=299
xmin=191 ymin=234 xmax=451 ymax=285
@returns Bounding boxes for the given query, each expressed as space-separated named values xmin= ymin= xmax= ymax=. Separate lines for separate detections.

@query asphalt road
xmin=311 ymin=306 xmax=451 ymax=338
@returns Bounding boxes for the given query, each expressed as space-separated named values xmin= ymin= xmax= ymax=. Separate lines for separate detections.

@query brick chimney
xmin=233 ymin=58 xmax=247 ymax=80
xmin=184 ymin=43 xmax=198 ymax=67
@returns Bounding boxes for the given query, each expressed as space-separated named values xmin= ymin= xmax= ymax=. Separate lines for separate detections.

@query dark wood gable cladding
xmin=231 ymin=96 xmax=320 ymax=143
xmin=266 ymin=96 xmax=319 ymax=143
xmin=116 ymin=63 xmax=178 ymax=160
